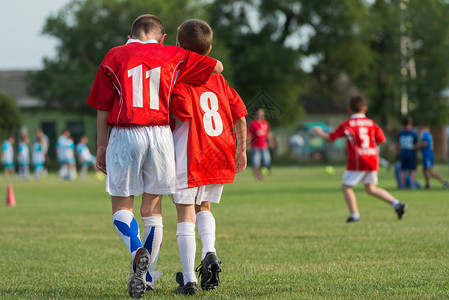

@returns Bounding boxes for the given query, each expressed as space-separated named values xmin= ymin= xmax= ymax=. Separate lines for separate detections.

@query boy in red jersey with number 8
xmin=313 ymin=95 xmax=407 ymax=223
xmin=87 ymin=14 xmax=223 ymax=299
xmin=169 ymin=19 xmax=248 ymax=294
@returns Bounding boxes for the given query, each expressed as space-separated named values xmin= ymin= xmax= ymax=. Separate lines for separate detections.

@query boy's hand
xmin=312 ymin=126 xmax=324 ymax=135
xmin=235 ymin=151 xmax=247 ymax=173
xmin=96 ymin=145 xmax=107 ymax=174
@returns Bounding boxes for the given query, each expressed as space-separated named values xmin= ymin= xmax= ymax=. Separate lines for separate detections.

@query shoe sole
xmin=128 ymin=249 xmax=151 ymax=299
xmin=202 ymin=261 xmax=221 ymax=290
xmin=397 ymin=204 xmax=408 ymax=220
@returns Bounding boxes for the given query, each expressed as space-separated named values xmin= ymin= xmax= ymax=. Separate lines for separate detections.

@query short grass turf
xmin=0 ymin=165 xmax=448 ymax=299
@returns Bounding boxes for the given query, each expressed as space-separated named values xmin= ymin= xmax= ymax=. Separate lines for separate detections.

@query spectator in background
xmin=248 ymin=108 xmax=275 ymax=181
xmin=17 ymin=132 xmax=30 ymax=180
xmin=2 ymin=134 xmax=15 ymax=181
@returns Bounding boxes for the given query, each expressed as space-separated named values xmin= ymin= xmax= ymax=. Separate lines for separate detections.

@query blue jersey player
xmin=419 ymin=124 xmax=448 ymax=189
xmin=398 ymin=116 xmax=418 ymax=189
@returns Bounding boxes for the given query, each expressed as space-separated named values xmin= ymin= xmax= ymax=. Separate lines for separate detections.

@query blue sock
xmin=113 ymin=210 xmax=142 ymax=259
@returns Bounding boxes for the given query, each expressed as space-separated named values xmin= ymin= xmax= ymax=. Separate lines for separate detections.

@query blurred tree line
xmin=27 ymin=0 xmax=449 ymax=128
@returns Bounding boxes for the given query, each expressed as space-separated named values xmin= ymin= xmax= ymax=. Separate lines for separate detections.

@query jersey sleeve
xmin=329 ymin=122 xmax=347 ymax=141
xmin=86 ymin=59 xmax=117 ymax=111
xmin=226 ymin=85 xmax=248 ymax=123
xmin=170 ymin=83 xmax=193 ymax=122
xmin=373 ymin=123 xmax=386 ymax=145
xmin=176 ymin=50 xmax=217 ymax=85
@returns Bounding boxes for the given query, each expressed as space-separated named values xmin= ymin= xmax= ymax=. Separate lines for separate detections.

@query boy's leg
xmin=364 ymin=183 xmax=407 ymax=219
xmin=140 ymin=193 xmax=163 ymax=289
xmin=429 ymin=168 xmax=447 ymax=184
xmin=194 ymin=185 xmax=222 ymax=290
xmin=111 ymin=196 xmax=143 ymax=259
xmin=423 ymin=169 xmax=431 ymax=187
xmin=252 ymin=149 xmax=263 ymax=180
xmin=399 ymin=170 xmax=407 ymax=188
xmin=341 ymin=184 xmax=360 ymax=222
xmin=195 ymin=202 xmax=215 ymax=259
xmin=364 ymin=184 xmax=395 ymax=204
xmin=176 ymin=204 xmax=197 ymax=290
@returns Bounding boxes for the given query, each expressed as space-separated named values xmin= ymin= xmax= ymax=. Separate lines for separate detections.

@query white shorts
xmin=342 ymin=170 xmax=378 ymax=186
xmin=171 ymin=184 xmax=224 ymax=205
xmin=106 ymin=126 xmax=176 ymax=197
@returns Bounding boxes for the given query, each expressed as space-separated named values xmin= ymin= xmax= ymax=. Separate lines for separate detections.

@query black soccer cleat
xmin=128 ymin=247 xmax=151 ymax=299
xmin=346 ymin=216 xmax=360 ymax=223
xmin=394 ymin=202 xmax=407 ymax=220
xmin=196 ymin=252 xmax=221 ymax=290
xmin=174 ymin=272 xmax=198 ymax=295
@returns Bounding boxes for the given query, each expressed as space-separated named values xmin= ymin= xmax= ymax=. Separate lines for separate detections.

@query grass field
xmin=0 ymin=165 xmax=448 ymax=299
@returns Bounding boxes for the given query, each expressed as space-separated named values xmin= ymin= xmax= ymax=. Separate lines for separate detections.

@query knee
xmin=364 ymin=184 xmax=375 ymax=195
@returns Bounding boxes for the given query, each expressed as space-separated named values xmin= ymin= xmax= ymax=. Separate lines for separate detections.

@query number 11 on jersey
xmin=128 ymin=64 xmax=161 ymax=109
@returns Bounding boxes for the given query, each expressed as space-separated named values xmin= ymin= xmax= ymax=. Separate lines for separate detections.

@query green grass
xmin=1 ymin=165 xmax=448 ymax=299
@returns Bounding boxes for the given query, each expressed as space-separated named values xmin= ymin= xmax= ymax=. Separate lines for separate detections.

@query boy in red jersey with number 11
xmin=313 ymin=95 xmax=407 ymax=223
xmin=87 ymin=14 xmax=223 ymax=299
xmin=169 ymin=19 xmax=248 ymax=294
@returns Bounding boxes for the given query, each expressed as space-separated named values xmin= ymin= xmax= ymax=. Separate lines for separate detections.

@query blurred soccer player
xmin=418 ymin=124 xmax=449 ymax=189
xmin=76 ymin=135 xmax=97 ymax=179
xmin=398 ymin=115 xmax=419 ymax=189
xmin=313 ymin=95 xmax=407 ymax=222
xmin=66 ymin=137 xmax=77 ymax=180
xmin=56 ymin=129 xmax=70 ymax=179
xmin=2 ymin=135 xmax=15 ymax=181
xmin=248 ymin=108 xmax=275 ymax=180
xmin=17 ymin=133 xmax=30 ymax=180
xmin=33 ymin=135 xmax=45 ymax=180
xmin=35 ymin=128 xmax=49 ymax=176
xmin=170 ymin=19 xmax=248 ymax=294
xmin=86 ymin=14 xmax=223 ymax=298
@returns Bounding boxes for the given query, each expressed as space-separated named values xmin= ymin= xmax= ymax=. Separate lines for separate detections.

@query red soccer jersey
xmin=86 ymin=39 xmax=217 ymax=127
xmin=248 ymin=120 xmax=270 ymax=149
xmin=170 ymin=75 xmax=248 ymax=188
xmin=329 ymin=114 xmax=386 ymax=171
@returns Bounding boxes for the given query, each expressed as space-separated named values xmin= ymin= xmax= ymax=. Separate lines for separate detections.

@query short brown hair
xmin=348 ymin=95 xmax=366 ymax=113
xmin=401 ymin=115 xmax=413 ymax=126
xmin=130 ymin=14 xmax=165 ymax=38
xmin=177 ymin=19 xmax=212 ymax=55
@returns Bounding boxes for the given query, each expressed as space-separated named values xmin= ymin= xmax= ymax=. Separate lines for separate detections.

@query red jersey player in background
xmin=248 ymin=108 xmax=275 ymax=181
xmin=169 ymin=19 xmax=248 ymax=294
xmin=313 ymin=95 xmax=407 ymax=223
xmin=87 ymin=14 xmax=223 ymax=299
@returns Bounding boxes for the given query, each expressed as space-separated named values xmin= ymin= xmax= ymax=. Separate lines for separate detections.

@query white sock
xmin=391 ymin=199 xmax=400 ymax=208
xmin=196 ymin=211 xmax=216 ymax=260
xmin=141 ymin=216 xmax=163 ymax=283
xmin=350 ymin=212 xmax=360 ymax=219
xmin=177 ymin=222 xmax=197 ymax=284
xmin=112 ymin=210 xmax=142 ymax=259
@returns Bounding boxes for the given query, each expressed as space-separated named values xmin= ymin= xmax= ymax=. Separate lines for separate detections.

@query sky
xmin=0 ymin=0 xmax=71 ymax=70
